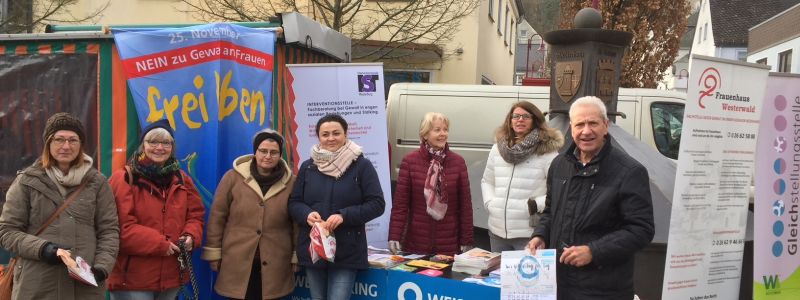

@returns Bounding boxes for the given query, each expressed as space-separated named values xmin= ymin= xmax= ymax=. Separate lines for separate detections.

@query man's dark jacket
xmin=533 ymin=135 xmax=655 ymax=299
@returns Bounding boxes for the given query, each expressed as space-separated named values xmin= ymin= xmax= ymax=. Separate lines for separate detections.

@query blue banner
xmin=113 ymin=23 xmax=276 ymax=299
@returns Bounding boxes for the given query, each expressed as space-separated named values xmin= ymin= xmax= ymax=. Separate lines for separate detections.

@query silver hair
xmin=139 ymin=127 xmax=175 ymax=155
xmin=569 ymin=96 xmax=608 ymax=121
xmin=418 ymin=112 xmax=450 ymax=141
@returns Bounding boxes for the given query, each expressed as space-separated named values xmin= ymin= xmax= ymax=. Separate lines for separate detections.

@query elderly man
xmin=527 ymin=96 xmax=654 ymax=299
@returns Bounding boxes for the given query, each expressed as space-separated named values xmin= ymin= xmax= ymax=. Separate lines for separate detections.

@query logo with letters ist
xmin=358 ymin=74 xmax=380 ymax=93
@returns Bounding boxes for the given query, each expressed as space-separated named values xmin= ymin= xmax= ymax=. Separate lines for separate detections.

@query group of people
xmin=0 ymin=95 xmax=654 ymax=300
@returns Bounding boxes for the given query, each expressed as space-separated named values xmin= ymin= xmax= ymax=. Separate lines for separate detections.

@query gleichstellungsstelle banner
xmin=753 ymin=73 xmax=800 ymax=300
xmin=113 ymin=23 xmax=276 ymax=299
xmin=662 ymin=55 xmax=769 ymax=299
xmin=285 ymin=63 xmax=392 ymax=249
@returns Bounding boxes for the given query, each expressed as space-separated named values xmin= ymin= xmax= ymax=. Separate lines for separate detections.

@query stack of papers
xmin=367 ymin=253 xmax=405 ymax=268
xmin=452 ymin=248 xmax=501 ymax=275
xmin=57 ymin=249 xmax=97 ymax=287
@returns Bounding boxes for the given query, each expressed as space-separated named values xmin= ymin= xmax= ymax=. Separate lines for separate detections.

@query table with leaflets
xmin=283 ymin=253 xmax=500 ymax=300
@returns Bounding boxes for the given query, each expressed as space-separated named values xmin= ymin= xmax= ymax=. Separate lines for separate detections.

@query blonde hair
xmin=418 ymin=112 xmax=450 ymax=141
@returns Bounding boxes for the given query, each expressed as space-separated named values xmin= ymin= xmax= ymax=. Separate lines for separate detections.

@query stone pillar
xmin=545 ymin=8 xmax=632 ymax=123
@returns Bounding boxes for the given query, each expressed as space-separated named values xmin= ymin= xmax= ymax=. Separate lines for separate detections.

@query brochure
xmin=57 ymin=249 xmax=97 ymax=287
xmin=500 ymin=250 xmax=556 ymax=300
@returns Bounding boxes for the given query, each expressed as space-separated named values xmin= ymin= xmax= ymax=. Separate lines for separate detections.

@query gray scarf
xmin=497 ymin=129 xmax=540 ymax=164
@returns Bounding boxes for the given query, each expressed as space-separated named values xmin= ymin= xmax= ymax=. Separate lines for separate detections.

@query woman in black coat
xmin=288 ymin=114 xmax=385 ymax=300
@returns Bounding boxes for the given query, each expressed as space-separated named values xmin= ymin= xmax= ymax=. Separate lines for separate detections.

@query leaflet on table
xmin=500 ymin=250 xmax=556 ymax=300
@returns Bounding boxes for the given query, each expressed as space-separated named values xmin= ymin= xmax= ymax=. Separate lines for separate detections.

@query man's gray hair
xmin=569 ymin=96 xmax=608 ymax=121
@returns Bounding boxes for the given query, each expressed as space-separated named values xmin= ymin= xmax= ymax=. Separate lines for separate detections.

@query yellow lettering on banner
xmin=142 ymin=70 xmax=266 ymax=129
xmin=146 ymin=86 xmax=179 ymax=130
xmin=239 ymin=88 xmax=251 ymax=123
xmin=239 ymin=88 xmax=267 ymax=126
xmin=146 ymin=87 xmax=164 ymax=122
xmin=217 ymin=70 xmax=237 ymax=121
xmin=251 ymin=90 xmax=266 ymax=125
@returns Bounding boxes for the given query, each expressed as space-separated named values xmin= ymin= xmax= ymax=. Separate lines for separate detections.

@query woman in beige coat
xmin=202 ymin=129 xmax=296 ymax=300
xmin=0 ymin=112 xmax=119 ymax=300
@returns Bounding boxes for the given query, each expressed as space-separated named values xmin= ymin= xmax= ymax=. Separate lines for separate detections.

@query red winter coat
xmin=388 ymin=144 xmax=473 ymax=256
xmin=107 ymin=169 xmax=205 ymax=291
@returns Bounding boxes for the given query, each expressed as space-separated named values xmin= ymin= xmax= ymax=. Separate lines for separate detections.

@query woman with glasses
xmin=201 ymin=129 xmax=297 ymax=300
xmin=480 ymin=102 xmax=563 ymax=252
xmin=0 ymin=112 xmax=119 ymax=300
xmin=106 ymin=119 xmax=205 ymax=300
xmin=388 ymin=112 xmax=474 ymax=256
xmin=288 ymin=114 xmax=385 ymax=300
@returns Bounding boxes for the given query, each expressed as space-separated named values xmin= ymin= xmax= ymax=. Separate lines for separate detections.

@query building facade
xmin=747 ymin=3 xmax=800 ymax=73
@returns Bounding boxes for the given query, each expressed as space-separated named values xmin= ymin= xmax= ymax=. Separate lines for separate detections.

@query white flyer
xmin=500 ymin=249 xmax=556 ymax=300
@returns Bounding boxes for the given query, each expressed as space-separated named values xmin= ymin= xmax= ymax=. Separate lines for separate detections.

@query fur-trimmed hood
xmin=534 ymin=127 xmax=565 ymax=155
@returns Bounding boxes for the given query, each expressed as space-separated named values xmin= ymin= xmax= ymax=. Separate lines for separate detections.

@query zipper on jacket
xmin=503 ymin=164 xmax=517 ymax=239
xmin=122 ymin=256 xmax=132 ymax=286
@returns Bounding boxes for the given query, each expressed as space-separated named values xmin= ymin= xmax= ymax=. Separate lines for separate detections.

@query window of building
xmin=651 ymin=102 xmax=684 ymax=160
xmin=504 ymin=6 xmax=510 ymax=41
xmin=509 ymin=20 xmax=515 ymax=51
xmin=703 ymin=23 xmax=707 ymax=41
xmin=736 ymin=50 xmax=747 ymax=62
xmin=489 ymin=0 xmax=494 ymax=21
xmin=497 ymin=0 xmax=502 ymax=34
xmin=384 ymin=70 xmax=432 ymax=98
xmin=756 ymin=58 xmax=767 ymax=65
xmin=779 ymin=50 xmax=792 ymax=73
xmin=520 ymin=29 xmax=528 ymax=39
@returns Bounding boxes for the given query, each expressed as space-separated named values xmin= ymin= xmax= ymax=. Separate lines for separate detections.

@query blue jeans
xmin=305 ymin=267 xmax=357 ymax=300
xmin=109 ymin=288 xmax=180 ymax=300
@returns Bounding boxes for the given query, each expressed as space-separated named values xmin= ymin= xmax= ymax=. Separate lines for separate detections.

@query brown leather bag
xmin=0 ymin=179 xmax=90 ymax=300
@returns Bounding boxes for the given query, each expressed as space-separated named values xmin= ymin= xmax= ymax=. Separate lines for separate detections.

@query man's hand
xmin=325 ymin=214 xmax=343 ymax=231
xmin=559 ymin=245 xmax=593 ymax=267
xmin=307 ymin=211 xmax=323 ymax=226
xmin=525 ymin=237 xmax=545 ymax=255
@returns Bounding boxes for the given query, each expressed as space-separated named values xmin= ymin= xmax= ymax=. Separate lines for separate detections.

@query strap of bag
xmin=34 ymin=179 xmax=90 ymax=236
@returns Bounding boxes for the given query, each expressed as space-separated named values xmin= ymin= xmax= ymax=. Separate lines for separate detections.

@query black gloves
xmin=91 ymin=267 xmax=107 ymax=283
xmin=40 ymin=242 xmax=68 ymax=265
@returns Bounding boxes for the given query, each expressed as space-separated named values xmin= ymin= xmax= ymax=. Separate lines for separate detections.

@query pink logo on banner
xmin=697 ymin=67 xmax=721 ymax=109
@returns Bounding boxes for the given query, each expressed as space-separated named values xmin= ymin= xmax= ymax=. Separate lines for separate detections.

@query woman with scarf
xmin=0 ymin=112 xmax=119 ymax=300
xmin=288 ymin=114 xmax=385 ymax=300
xmin=481 ymin=101 xmax=563 ymax=252
xmin=388 ymin=112 xmax=473 ymax=256
xmin=106 ymin=119 xmax=205 ymax=300
xmin=202 ymin=129 xmax=297 ymax=300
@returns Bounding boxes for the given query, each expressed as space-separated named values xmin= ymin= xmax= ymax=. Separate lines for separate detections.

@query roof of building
xmin=680 ymin=10 xmax=699 ymax=48
xmin=709 ymin=0 xmax=800 ymax=47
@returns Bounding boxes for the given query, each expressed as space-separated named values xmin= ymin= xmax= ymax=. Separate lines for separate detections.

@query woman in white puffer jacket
xmin=481 ymin=101 xmax=563 ymax=252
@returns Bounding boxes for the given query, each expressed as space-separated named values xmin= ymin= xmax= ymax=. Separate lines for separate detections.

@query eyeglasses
xmin=511 ymin=113 xmax=533 ymax=120
xmin=52 ymin=137 xmax=80 ymax=146
xmin=257 ymin=149 xmax=281 ymax=157
xmin=145 ymin=140 xmax=173 ymax=148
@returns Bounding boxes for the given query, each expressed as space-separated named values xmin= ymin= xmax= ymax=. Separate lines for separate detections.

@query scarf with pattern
xmin=311 ymin=140 xmax=363 ymax=178
xmin=129 ymin=151 xmax=181 ymax=189
xmin=423 ymin=142 xmax=448 ymax=221
xmin=497 ymin=128 xmax=540 ymax=164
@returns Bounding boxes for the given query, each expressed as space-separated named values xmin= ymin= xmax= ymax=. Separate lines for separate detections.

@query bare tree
xmin=560 ymin=0 xmax=691 ymax=88
xmin=181 ymin=0 xmax=480 ymax=62
xmin=0 ymin=0 xmax=109 ymax=33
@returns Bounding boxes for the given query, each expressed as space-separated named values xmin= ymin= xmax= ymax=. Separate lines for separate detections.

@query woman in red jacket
xmin=106 ymin=119 xmax=205 ymax=300
xmin=388 ymin=112 xmax=474 ymax=256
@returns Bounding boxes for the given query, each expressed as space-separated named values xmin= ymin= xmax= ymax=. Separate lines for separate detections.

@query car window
xmin=651 ymin=102 xmax=684 ymax=160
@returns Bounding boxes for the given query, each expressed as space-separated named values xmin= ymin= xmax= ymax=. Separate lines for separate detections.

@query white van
xmin=386 ymin=83 xmax=686 ymax=229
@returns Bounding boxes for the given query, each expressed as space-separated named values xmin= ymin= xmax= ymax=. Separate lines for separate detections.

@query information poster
xmin=286 ymin=63 xmax=391 ymax=248
xmin=662 ymin=55 xmax=769 ymax=299
xmin=753 ymin=73 xmax=800 ymax=300
xmin=500 ymin=250 xmax=556 ymax=300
